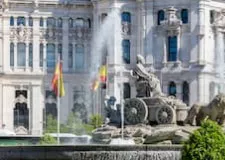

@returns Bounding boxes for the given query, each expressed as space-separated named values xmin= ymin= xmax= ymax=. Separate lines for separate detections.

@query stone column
xmin=43 ymin=42 xmax=47 ymax=72
xmin=136 ymin=1 xmax=143 ymax=57
xmin=31 ymin=85 xmax=43 ymax=135
xmin=0 ymin=14 xmax=3 ymax=72
xmin=197 ymin=1 xmax=205 ymax=64
xmin=62 ymin=17 xmax=69 ymax=72
xmin=215 ymin=30 xmax=224 ymax=92
xmin=0 ymin=83 xmax=3 ymax=128
xmin=163 ymin=36 xmax=167 ymax=63
xmin=2 ymin=85 xmax=14 ymax=131
xmin=32 ymin=16 xmax=40 ymax=71
xmin=3 ymin=16 xmax=10 ymax=72
xmin=177 ymin=32 xmax=181 ymax=62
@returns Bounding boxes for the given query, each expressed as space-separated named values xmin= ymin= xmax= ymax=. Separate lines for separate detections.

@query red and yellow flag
xmin=99 ymin=65 xmax=107 ymax=83
xmin=91 ymin=65 xmax=107 ymax=91
xmin=51 ymin=62 xmax=65 ymax=97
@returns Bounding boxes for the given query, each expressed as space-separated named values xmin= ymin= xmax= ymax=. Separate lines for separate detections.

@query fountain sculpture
xmin=93 ymin=54 xmax=225 ymax=145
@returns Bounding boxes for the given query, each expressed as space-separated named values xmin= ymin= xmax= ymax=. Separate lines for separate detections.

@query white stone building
xmin=0 ymin=0 xmax=224 ymax=135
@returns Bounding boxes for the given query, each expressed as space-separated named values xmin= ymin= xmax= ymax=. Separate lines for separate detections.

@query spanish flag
xmin=51 ymin=61 xmax=65 ymax=97
xmin=91 ymin=65 xmax=107 ymax=91
xmin=99 ymin=65 xmax=107 ymax=83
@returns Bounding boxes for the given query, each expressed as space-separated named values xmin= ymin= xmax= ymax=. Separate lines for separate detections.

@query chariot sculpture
xmin=105 ymin=55 xmax=188 ymax=125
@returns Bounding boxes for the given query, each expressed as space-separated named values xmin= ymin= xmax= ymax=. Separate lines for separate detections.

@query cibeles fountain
xmin=88 ymin=2 xmax=225 ymax=160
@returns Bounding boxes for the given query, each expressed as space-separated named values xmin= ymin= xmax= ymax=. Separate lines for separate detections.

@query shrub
xmin=182 ymin=119 xmax=225 ymax=160
xmin=90 ymin=114 xmax=103 ymax=129
xmin=39 ymin=134 xmax=57 ymax=145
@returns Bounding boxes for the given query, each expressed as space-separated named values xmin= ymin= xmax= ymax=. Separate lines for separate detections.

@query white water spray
xmin=90 ymin=4 xmax=125 ymax=140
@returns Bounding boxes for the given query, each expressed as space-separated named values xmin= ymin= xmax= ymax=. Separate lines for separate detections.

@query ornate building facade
xmin=0 ymin=0 xmax=224 ymax=135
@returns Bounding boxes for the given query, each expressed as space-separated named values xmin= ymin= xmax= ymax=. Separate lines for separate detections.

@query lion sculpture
xmin=185 ymin=94 xmax=225 ymax=126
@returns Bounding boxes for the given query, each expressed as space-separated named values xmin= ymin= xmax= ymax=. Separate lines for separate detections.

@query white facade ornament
xmin=213 ymin=9 xmax=225 ymax=30
xmin=161 ymin=6 xmax=182 ymax=36
xmin=15 ymin=126 xmax=28 ymax=135
xmin=46 ymin=95 xmax=57 ymax=104
xmin=14 ymin=95 xmax=28 ymax=104
xmin=122 ymin=22 xmax=131 ymax=35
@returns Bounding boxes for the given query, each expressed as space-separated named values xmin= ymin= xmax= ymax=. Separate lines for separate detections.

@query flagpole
xmin=57 ymin=55 xmax=60 ymax=144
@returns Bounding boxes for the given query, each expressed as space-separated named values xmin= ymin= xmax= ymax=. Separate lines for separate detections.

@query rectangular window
xmin=168 ymin=36 xmax=177 ymax=62
xmin=58 ymin=44 xmax=62 ymax=60
xmin=40 ymin=44 xmax=43 ymax=67
xmin=47 ymin=17 xmax=56 ymax=27
xmin=122 ymin=12 xmax=131 ymax=23
xmin=10 ymin=43 xmax=14 ymax=67
xmin=17 ymin=43 xmax=26 ymax=67
xmin=158 ymin=10 xmax=165 ymax=25
xmin=122 ymin=40 xmax=130 ymax=64
xmin=29 ymin=43 xmax=33 ymax=67
xmin=68 ymin=44 xmax=73 ymax=68
xmin=75 ymin=44 xmax=84 ymax=69
xmin=181 ymin=9 xmax=188 ymax=24
xmin=17 ymin=17 xmax=25 ymax=26
xmin=47 ymin=44 xmax=55 ymax=68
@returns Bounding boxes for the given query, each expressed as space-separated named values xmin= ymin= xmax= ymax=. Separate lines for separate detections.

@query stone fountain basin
xmin=0 ymin=145 xmax=182 ymax=160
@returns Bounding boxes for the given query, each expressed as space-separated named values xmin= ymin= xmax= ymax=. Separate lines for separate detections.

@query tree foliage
xmin=44 ymin=113 xmax=103 ymax=135
xmin=182 ymin=119 xmax=225 ymax=160
xmin=44 ymin=114 xmax=69 ymax=133
xmin=39 ymin=134 xmax=57 ymax=145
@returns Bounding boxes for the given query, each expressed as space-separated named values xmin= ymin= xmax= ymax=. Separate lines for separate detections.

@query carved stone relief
xmin=10 ymin=25 xmax=33 ymax=41
xmin=122 ymin=22 xmax=131 ymax=35
xmin=213 ymin=9 xmax=225 ymax=31
xmin=161 ymin=6 xmax=182 ymax=36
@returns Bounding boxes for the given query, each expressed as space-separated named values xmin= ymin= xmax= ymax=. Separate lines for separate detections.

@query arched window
xmin=58 ymin=44 xmax=62 ymax=60
xmin=47 ymin=17 xmax=56 ymax=27
xmin=28 ymin=17 xmax=33 ymax=26
xmin=181 ymin=9 xmax=188 ymax=24
xmin=14 ymin=90 xmax=29 ymax=130
xmin=29 ymin=43 xmax=33 ymax=67
xmin=17 ymin=43 xmax=26 ymax=67
xmin=182 ymin=81 xmax=189 ymax=106
xmin=47 ymin=44 xmax=55 ymax=68
xmin=40 ymin=17 xmax=44 ymax=27
xmin=45 ymin=90 xmax=57 ymax=118
xmin=122 ymin=12 xmax=131 ymax=23
xmin=75 ymin=18 xmax=84 ymax=27
xmin=10 ymin=16 xmax=14 ymax=26
xmin=122 ymin=39 xmax=130 ymax=64
xmin=39 ymin=44 xmax=43 ymax=67
xmin=10 ymin=43 xmax=14 ymax=67
xmin=68 ymin=18 xmax=73 ymax=28
xmin=168 ymin=36 xmax=177 ymax=61
xmin=68 ymin=44 xmax=73 ymax=68
xmin=123 ymin=83 xmax=131 ymax=99
xmin=17 ymin=17 xmax=25 ymax=26
xmin=14 ymin=103 xmax=29 ymax=129
xmin=75 ymin=44 xmax=84 ymax=69
xmin=58 ymin=18 xmax=63 ymax=28
xmin=168 ymin=82 xmax=176 ymax=97
xmin=158 ymin=10 xmax=165 ymax=25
